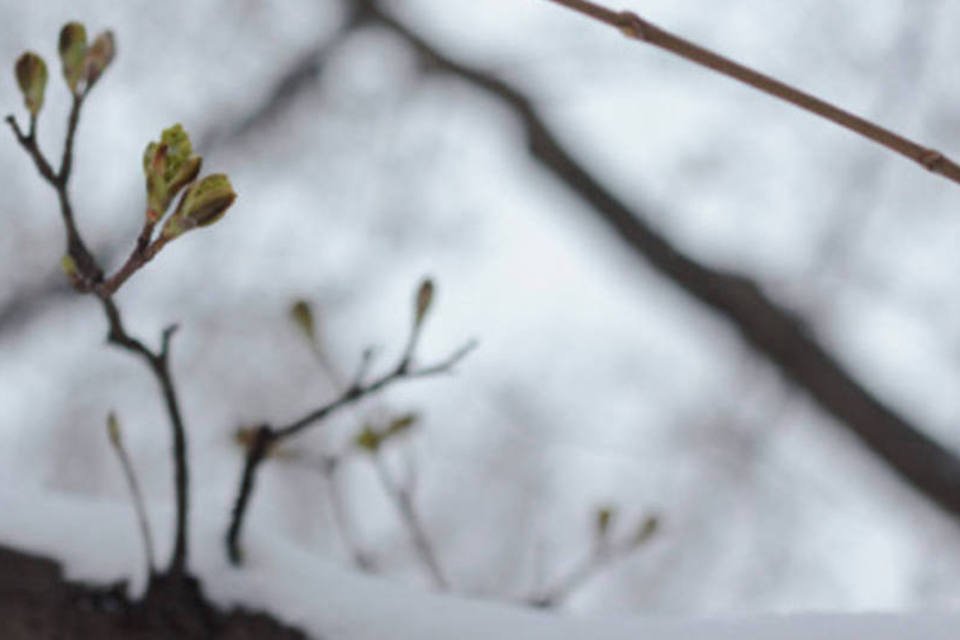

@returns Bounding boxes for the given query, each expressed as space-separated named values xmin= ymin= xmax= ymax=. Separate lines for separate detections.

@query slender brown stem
xmin=225 ymin=330 xmax=474 ymax=565
xmin=371 ymin=453 xmax=448 ymax=590
xmin=7 ymin=90 xmax=193 ymax=580
xmin=543 ymin=0 xmax=960 ymax=185
xmin=317 ymin=454 xmax=376 ymax=571
xmin=109 ymin=425 xmax=157 ymax=577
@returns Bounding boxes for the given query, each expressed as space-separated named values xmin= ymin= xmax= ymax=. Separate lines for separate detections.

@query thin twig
xmin=225 ymin=322 xmax=474 ymax=564
xmin=370 ymin=451 xmax=449 ymax=590
xmin=362 ymin=0 xmax=960 ymax=532
xmin=528 ymin=516 xmax=657 ymax=608
xmin=7 ymin=79 xmax=193 ymax=579
xmin=108 ymin=416 xmax=157 ymax=577
xmin=543 ymin=0 xmax=960 ymax=186
xmin=317 ymin=454 xmax=376 ymax=571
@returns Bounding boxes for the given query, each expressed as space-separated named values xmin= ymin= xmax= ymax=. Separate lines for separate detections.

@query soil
xmin=0 ymin=545 xmax=312 ymax=639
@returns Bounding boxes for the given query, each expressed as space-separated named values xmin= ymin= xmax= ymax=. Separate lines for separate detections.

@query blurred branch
xmin=528 ymin=510 xmax=658 ymax=608
xmin=543 ymin=0 xmax=960 ymax=186
xmin=316 ymin=453 xmax=376 ymax=571
xmin=225 ymin=280 xmax=474 ymax=565
xmin=356 ymin=1 xmax=960 ymax=523
xmin=367 ymin=441 xmax=449 ymax=590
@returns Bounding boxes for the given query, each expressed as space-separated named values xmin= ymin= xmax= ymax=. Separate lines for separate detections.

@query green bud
xmin=106 ymin=412 xmax=122 ymax=447
xmin=634 ymin=515 xmax=659 ymax=546
xmin=355 ymin=425 xmax=382 ymax=453
xmin=162 ymin=173 xmax=235 ymax=239
xmin=58 ymin=22 xmax=88 ymax=94
xmin=84 ymin=30 xmax=115 ymax=88
xmin=15 ymin=52 xmax=47 ymax=117
xmin=60 ymin=254 xmax=78 ymax=278
xmin=290 ymin=300 xmax=316 ymax=344
xmin=414 ymin=278 xmax=434 ymax=327
xmin=596 ymin=506 xmax=615 ymax=538
xmin=143 ymin=124 xmax=202 ymax=220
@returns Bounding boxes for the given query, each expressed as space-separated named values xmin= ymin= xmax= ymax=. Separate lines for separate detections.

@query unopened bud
xmin=58 ymin=22 xmax=88 ymax=94
xmin=84 ymin=30 xmax=115 ymax=88
xmin=143 ymin=124 xmax=202 ymax=219
xmin=290 ymin=300 xmax=316 ymax=344
xmin=106 ymin=412 xmax=122 ymax=447
xmin=634 ymin=514 xmax=659 ymax=546
xmin=162 ymin=173 xmax=236 ymax=239
xmin=15 ymin=52 xmax=47 ymax=117
xmin=596 ymin=506 xmax=615 ymax=538
xmin=414 ymin=278 xmax=434 ymax=327
xmin=355 ymin=425 xmax=382 ymax=453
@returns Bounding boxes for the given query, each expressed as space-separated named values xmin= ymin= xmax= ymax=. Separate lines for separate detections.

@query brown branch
xmin=361 ymin=3 xmax=960 ymax=525
xmin=225 ymin=320 xmax=474 ymax=565
xmin=543 ymin=0 xmax=960 ymax=186
xmin=7 ymin=85 xmax=193 ymax=580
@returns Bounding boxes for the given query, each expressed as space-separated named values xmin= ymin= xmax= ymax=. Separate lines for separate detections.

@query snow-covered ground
xmin=3 ymin=486 xmax=959 ymax=639
xmin=2 ymin=0 xmax=960 ymax=631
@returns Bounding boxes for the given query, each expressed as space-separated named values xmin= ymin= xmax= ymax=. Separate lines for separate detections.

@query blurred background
xmin=2 ymin=0 xmax=960 ymax=616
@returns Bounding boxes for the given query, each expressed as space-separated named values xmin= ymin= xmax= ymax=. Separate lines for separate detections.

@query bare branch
xmin=543 ymin=0 xmax=960 ymax=186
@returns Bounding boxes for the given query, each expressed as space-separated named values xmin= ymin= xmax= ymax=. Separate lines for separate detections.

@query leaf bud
xmin=14 ymin=52 xmax=47 ymax=116
xmin=84 ymin=30 xmax=115 ymax=88
xmin=58 ymin=22 xmax=88 ymax=94
xmin=162 ymin=173 xmax=236 ymax=239
xmin=414 ymin=278 xmax=434 ymax=327
xmin=106 ymin=412 xmax=122 ymax=448
xmin=290 ymin=300 xmax=316 ymax=344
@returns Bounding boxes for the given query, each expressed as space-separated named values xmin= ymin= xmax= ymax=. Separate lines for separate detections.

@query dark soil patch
xmin=0 ymin=545 xmax=311 ymax=639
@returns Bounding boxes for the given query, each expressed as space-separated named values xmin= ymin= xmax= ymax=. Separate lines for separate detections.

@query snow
xmin=1 ymin=486 xmax=958 ymax=639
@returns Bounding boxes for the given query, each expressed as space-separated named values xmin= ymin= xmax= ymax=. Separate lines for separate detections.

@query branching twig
xmin=543 ymin=0 xmax=960 ymax=186
xmin=316 ymin=454 xmax=376 ymax=571
xmin=528 ymin=512 xmax=658 ymax=608
xmin=359 ymin=0 xmax=960 ymax=530
xmin=225 ymin=300 xmax=475 ymax=564
xmin=7 ymin=54 xmax=195 ymax=579
xmin=370 ymin=450 xmax=449 ymax=590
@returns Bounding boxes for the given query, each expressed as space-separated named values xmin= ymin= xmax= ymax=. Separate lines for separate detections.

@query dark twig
xmin=542 ymin=0 xmax=960 ymax=186
xmin=225 ymin=316 xmax=473 ymax=564
xmin=7 ymin=80 xmax=193 ymax=580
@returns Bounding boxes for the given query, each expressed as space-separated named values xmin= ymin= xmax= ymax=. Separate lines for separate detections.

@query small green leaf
xmin=58 ymin=22 xmax=88 ymax=94
xmin=14 ymin=52 xmax=47 ymax=116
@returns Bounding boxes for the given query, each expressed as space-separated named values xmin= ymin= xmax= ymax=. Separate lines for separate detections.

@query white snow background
xmin=2 ymin=0 xmax=960 ymax=637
